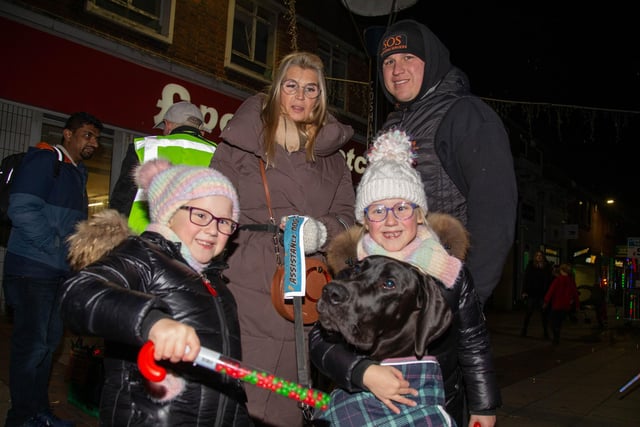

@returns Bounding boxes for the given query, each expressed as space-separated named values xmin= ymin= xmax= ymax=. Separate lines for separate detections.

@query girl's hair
xmin=261 ymin=52 xmax=328 ymax=165
xmin=559 ymin=263 xmax=572 ymax=275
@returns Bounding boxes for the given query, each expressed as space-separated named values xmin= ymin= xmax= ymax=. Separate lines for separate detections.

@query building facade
xmin=1 ymin=0 xmax=629 ymax=312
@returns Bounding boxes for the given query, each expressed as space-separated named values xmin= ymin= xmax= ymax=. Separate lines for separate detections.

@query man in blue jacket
xmin=3 ymin=112 xmax=102 ymax=427
xmin=377 ymin=19 xmax=517 ymax=306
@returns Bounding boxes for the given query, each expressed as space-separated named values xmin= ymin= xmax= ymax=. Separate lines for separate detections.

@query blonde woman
xmin=211 ymin=52 xmax=355 ymax=426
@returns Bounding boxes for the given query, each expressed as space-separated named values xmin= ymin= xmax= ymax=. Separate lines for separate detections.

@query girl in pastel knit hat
xmin=137 ymin=158 xmax=240 ymax=271
xmin=60 ymin=159 xmax=253 ymax=426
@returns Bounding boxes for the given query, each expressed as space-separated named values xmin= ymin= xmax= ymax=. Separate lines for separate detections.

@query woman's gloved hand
xmin=280 ymin=216 xmax=327 ymax=254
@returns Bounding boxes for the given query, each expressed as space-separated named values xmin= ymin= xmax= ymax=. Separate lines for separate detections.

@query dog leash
xmin=282 ymin=216 xmax=312 ymax=382
xmin=259 ymin=159 xmax=315 ymax=420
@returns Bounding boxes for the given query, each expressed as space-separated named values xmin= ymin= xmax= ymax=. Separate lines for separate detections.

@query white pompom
xmin=366 ymin=129 xmax=416 ymax=167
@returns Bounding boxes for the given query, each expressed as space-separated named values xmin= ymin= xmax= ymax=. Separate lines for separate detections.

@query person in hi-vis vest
xmin=110 ymin=101 xmax=217 ymax=234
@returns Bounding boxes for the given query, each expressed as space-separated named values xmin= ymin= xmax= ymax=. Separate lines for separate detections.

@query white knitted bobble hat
xmin=355 ymin=129 xmax=427 ymax=222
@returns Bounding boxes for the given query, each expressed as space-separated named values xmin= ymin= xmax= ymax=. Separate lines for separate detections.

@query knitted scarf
xmin=357 ymin=225 xmax=462 ymax=287
xmin=275 ymin=115 xmax=302 ymax=152
xmin=146 ymin=223 xmax=207 ymax=273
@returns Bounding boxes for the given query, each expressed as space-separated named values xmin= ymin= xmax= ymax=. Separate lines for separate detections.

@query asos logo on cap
xmin=380 ymin=33 xmax=408 ymax=56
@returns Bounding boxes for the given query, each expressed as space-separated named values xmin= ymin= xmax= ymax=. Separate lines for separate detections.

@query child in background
xmin=544 ymin=263 xmax=580 ymax=345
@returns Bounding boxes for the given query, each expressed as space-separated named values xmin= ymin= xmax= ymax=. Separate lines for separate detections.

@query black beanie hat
xmin=376 ymin=20 xmax=452 ymax=107
xmin=378 ymin=20 xmax=426 ymax=62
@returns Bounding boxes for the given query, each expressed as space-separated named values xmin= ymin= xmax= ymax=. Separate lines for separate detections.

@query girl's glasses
xmin=364 ymin=202 xmax=418 ymax=222
xmin=179 ymin=206 xmax=238 ymax=235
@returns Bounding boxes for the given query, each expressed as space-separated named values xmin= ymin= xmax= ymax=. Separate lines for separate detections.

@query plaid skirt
xmin=314 ymin=356 xmax=455 ymax=426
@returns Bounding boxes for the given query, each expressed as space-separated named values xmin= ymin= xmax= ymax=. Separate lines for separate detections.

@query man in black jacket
xmin=377 ymin=19 xmax=517 ymax=306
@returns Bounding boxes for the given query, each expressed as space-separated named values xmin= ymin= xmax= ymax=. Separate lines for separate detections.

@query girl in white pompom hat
xmin=311 ymin=129 xmax=500 ymax=427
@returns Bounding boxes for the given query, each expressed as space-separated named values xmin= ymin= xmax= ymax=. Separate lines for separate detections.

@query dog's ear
xmin=414 ymin=274 xmax=454 ymax=357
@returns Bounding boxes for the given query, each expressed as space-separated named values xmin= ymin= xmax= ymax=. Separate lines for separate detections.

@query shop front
xmin=0 ymin=15 xmax=368 ymax=210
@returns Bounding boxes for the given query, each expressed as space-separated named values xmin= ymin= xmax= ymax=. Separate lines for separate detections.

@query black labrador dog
xmin=313 ymin=255 xmax=457 ymax=425
xmin=316 ymin=255 xmax=453 ymax=360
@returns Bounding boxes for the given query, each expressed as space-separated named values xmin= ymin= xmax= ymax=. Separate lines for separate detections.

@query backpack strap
xmin=38 ymin=144 xmax=65 ymax=177
xmin=52 ymin=146 xmax=64 ymax=162
xmin=35 ymin=142 xmax=64 ymax=162
xmin=51 ymin=146 xmax=63 ymax=177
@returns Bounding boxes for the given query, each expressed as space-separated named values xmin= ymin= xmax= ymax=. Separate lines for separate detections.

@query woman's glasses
xmin=281 ymin=79 xmax=321 ymax=99
xmin=364 ymin=202 xmax=418 ymax=222
xmin=179 ymin=206 xmax=238 ymax=235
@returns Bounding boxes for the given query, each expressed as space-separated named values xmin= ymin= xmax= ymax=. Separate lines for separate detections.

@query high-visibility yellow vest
xmin=128 ymin=132 xmax=217 ymax=234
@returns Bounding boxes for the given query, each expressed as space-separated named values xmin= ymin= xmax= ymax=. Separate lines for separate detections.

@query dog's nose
xmin=323 ymin=282 xmax=349 ymax=305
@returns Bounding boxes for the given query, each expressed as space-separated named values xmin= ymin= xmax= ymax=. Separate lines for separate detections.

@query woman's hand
xmin=148 ymin=318 xmax=200 ymax=363
xmin=362 ymin=364 xmax=418 ymax=414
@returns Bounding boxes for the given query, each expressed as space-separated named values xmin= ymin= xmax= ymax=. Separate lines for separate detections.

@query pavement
xmin=1 ymin=303 xmax=639 ymax=427
xmin=486 ymin=305 xmax=640 ymax=427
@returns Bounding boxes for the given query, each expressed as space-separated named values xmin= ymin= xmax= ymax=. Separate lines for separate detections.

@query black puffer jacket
xmin=309 ymin=215 xmax=501 ymax=425
xmin=59 ymin=231 xmax=252 ymax=427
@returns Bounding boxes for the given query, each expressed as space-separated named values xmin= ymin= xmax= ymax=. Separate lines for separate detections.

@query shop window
xmin=318 ymin=39 xmax=348 ymax=110
xmin=226 ymin=0 xmax=277 ymax=81
xmin=85 ymin=0 xmax=176 ymax=43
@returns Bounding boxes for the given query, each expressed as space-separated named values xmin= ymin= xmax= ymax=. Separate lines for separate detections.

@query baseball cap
xmin=154 ymin=101 xmax=204 ymax=130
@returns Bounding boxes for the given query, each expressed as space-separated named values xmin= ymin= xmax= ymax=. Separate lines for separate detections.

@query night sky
xmin=332 ymin=2 xmax=640 ymax=228
xmin=341 ymin=2 xmax=639 ymax=110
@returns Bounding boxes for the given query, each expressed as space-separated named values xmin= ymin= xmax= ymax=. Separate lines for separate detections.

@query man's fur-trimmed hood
xmin=67 ymin=209 xmax=132 ymax=271
xmin=325 ymin=212 xmax=469 ymax=276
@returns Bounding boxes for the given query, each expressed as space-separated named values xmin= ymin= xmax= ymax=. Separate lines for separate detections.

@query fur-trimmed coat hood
xmin=325 ymin=212 xmax=469 ymax=276
xmin=66 ymin=208 xmax=132 ymax=270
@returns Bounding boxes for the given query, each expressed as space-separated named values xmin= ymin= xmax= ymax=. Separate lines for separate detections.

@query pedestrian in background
xmin=211 ymin=51 xmax=355 ymax=426
xmin=3 ymin=112 xmax=102 ymax=427
xmin=376 ymin=19 xmax=517 ymax=306
xmin=520 ymin=249 xmax=553 ymax=338
xmin=110 ymin=101 xmax=217 ymax=234
xmin=544 ymin=263 xmax=580 ymax=345
xmin=60 ymin=160 xmax=252 ymax=426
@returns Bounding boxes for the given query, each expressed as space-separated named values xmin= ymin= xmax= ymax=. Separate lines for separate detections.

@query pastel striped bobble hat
xmin=135 ymin=159 xmax=240 ymax=225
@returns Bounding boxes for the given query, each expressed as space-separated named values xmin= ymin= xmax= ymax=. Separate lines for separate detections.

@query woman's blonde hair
xmin=261 ymin=52 xmax=328 ymax=165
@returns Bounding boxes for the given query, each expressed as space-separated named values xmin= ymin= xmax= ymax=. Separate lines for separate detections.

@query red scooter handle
xmin=137 ymin=340 xmax=166 ymax=381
